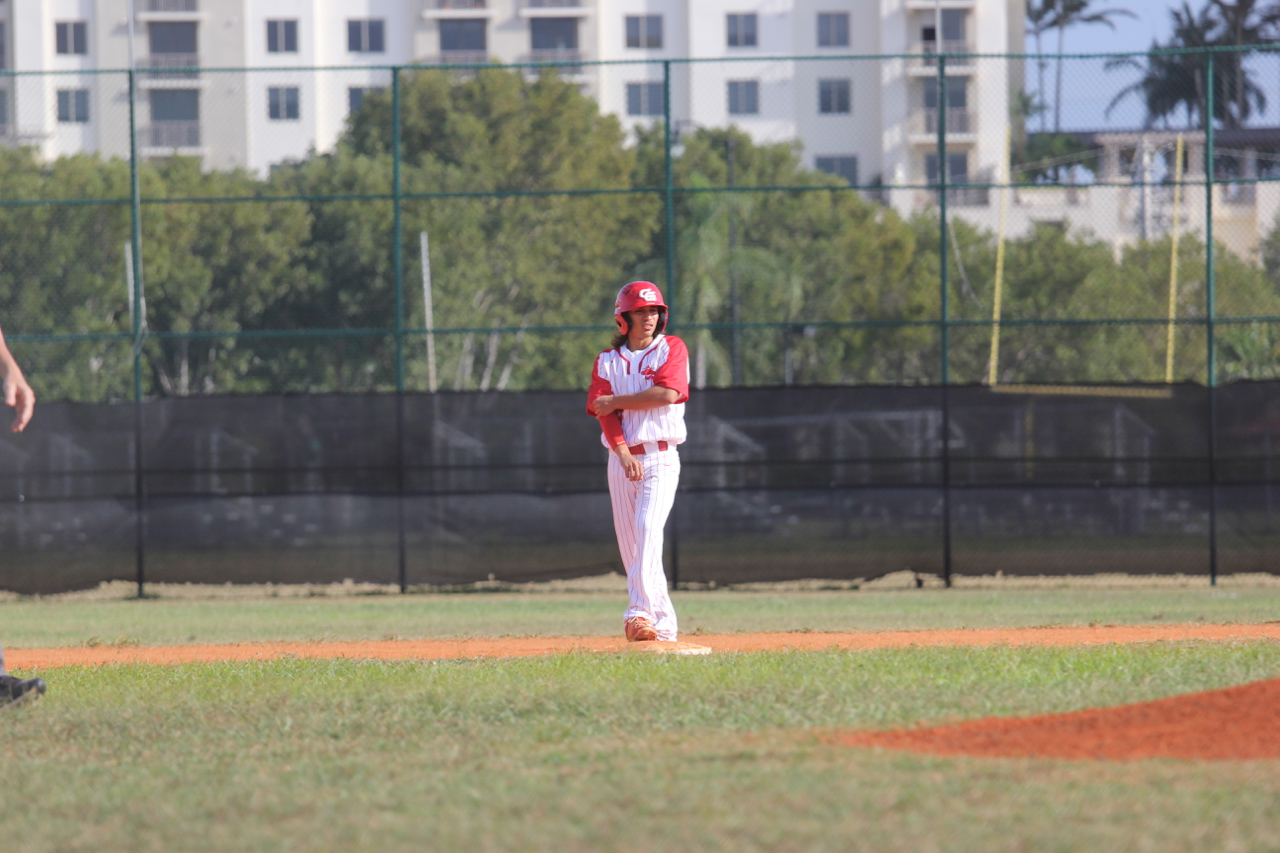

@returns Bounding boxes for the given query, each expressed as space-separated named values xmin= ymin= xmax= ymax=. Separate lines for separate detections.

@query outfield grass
xmin=2 ymin=585 xmax=1280 ymax=648
xmin=4 ymin=643 xmax=1280 ymax=852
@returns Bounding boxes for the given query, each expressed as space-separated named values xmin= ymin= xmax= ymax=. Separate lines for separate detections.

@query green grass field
xmin=2 ymin=584 xmax=1279 ymax=648
xmin=4 ymin=585 xmax=1280 ymax=852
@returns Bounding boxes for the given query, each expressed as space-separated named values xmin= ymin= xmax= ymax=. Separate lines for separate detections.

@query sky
xmin=1023 ymin=0 xmax=1217 ymax=131
xmin=1026 ymin=0 xmax=1179 ymax=56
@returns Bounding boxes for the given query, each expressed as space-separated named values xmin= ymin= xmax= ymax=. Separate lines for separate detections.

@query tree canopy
xmin=3 ymin=66 xmax=1279 ymax=401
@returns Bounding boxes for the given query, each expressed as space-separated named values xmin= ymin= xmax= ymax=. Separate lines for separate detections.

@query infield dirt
xmin=9 ymin=621 xmax=1280 ymax=668
xmin=10 ymin=623 xmax=1280 ymax=763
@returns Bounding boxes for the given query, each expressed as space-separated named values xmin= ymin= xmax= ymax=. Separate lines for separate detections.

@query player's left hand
xmin=591 ymin=395 xmax=618 ymax=416
xmin=3 ymin=372 xmax=34 ymax=433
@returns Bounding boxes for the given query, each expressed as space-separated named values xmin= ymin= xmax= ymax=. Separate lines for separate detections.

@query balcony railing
xmin=431 ymin=0 xmax=486 ymax=7
xmin=147 ymin=121 xmax=200 ymax=148
xmin=945 ymin=186 xmax=988 ymax=206
xmin=524 ymin=48 xmax=584 ymax=73
xmin=139 ymin=54 xmax=200 ymax=78
xmin=525 ymin=0 xmax=584 ymax=7
xmin=144 ymin=0 xmax=199 ymax=11
xmin=921 ymin=107 xmax=971 ymax=134
xmin=425 ymin=51 xmax=491 ymax=66
xmin=1221 ymin=182 xmax=1257 ymax=205
xmin=915 ymin=40 xmax=973 ymax=64
xmin=916 ymin=186 xmax=990 ymax=207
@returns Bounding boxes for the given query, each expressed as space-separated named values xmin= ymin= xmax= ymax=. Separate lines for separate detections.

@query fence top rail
xmin=9 ymin=171 xmax=1280 ymax=213
xmin=0 ymin=44 xmax=1276 ymax=78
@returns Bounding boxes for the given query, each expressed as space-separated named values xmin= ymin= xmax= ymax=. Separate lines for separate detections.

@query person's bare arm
xmin=0 ymin=326 xmax=34 ymax=433
xmin=613 ymin=444 xmax=643 ymax=481
xmin=590 ymin=385 xmax=679 ymax=417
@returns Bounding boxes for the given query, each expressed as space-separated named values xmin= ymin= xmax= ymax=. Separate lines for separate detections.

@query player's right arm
xmin=587 ymin=354 xmax=641 ymax=481
xmin=0 ymin=324 xmax=34 ymax=433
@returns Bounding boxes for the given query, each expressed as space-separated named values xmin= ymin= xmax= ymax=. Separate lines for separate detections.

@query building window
xmin=348 ymin=87 xmax=385 ymax=114
xmin=57 ymin=89 xmax=90 ymax=123
xmin=268 ymin=87 xmax=299 ymax=120
xmin=818 ymin=79 xmax=851 ymax=113
xmin=149 ymin=22 xmax=198 ymax=54
xmin=925 ymin=152 xmax=969 ymax=184
xmin=439 ymin=19 xmax=486 ymax=53
xmin=922 ymin=10 xmax=967 ymax=49
xmin=922 ymin=76 xmax=968 ymax=130
xmin=267 ymin=20 xmax=298 ymax=53
xmin=151 ymin=89 xmax=199 ymax=121
xmin=348 ymin=19 xmax=385 ymax=53
xmin=626 ymin=82 xmax=663 ymax=116
xmin=816 ymin=156 xmax=858 ymax=185
xmin=625 ymin=15 xmax=662 ymax=49
xmin=531 ymin=18 xmax=578 ymax=51
xmin=727 ymin=14 xmax=758 ymax=47
xmin=727 ymin=80 xmax=759 ymax=115
xmin=149 ymin=89 xmax=200 ymax=146
xmin=0 ymin=23 xmax=6 ymax=69
xmin=817 ymin=13 xmax=850 ymax=47
xmin=923 ymin=77 xmax=967 ymax=108
xmin=56 ymin=21 xmax=88 ymax=55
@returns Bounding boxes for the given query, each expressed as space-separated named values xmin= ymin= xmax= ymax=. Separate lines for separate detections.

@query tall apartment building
xmin=0 ymin=0 xmax=1018 ymax=201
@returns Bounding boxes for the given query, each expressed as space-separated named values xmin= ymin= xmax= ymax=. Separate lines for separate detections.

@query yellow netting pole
xmin=987 ymin=126 xmax=1011 ymax=386
xmin=1165 ymin=134 xmax=1184 ymax=384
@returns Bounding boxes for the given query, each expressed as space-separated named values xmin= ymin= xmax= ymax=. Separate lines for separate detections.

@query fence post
xmin=937 ymin=56 xmax=953 ymax=587
xmin=662 ymin=59 xmax=680 ymax=587
xmin=393 ymin=67 xmax=408 ymax=593
xmin=662 ymin=60 xmax=676 ymax=316
xmin=128 ymin=67 xmax=146 ymax=599
xmin=1205 ymin=51 xmax=1218 ymax=586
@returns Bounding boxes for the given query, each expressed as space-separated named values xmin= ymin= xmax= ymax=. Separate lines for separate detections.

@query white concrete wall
xmin=792 ymin=0 xmax=872 ymax=181
xmin=596 ymin=0 xmax=682 ymax=139
xmin=684 ymin=0 xmax=796 ymax=149
xmin=244 ymin=0 xmax=322 ymax=174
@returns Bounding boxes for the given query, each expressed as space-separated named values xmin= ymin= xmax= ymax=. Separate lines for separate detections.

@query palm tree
xmin=1210 ymin=0 xmax=1279 ymax=126
xmin=1051 ymin=0 xmax=1137 ymax=131
xmin=1027 ymin=0 xmax=1059 ymax=133
xmin=1105 ymin=1 xmax=1269 ymax=129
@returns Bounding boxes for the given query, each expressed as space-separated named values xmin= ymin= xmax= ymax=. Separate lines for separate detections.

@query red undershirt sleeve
xmin=586 ymin=354 xmax=613 ymax=417
xmin=598 ymin=413 xmax=626 ymax=448
xmin=588 ymin=355 xmax=627 ymax=447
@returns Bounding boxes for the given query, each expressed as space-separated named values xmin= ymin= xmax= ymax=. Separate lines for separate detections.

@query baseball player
xmin=587 ymin=282 xmax=689 ymax=643
xmin=0 ymin=321 xmax=45 ymax=707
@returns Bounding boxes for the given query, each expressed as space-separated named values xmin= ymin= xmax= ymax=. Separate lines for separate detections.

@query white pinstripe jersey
xmin=587 ymin=335 xmax=690 ymax=449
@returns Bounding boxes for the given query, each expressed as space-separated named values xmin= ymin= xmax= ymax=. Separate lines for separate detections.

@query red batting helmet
xmin=614 ymin=281 xmax=668 ymax=336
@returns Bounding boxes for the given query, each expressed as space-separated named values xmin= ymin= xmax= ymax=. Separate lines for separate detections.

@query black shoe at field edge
xmin=0 ymin=674 xmax=47 ymax=707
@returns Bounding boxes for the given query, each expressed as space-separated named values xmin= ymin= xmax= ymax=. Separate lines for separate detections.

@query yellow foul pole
xmin=1165 ymin=134 xmax=1184 ymax=384
xmin=987 ymin=126 xmax=1011 ymax=385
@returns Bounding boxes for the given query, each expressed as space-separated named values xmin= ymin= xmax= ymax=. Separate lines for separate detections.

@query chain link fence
xmin=2 ymin=49 xmax=1280 ymax=592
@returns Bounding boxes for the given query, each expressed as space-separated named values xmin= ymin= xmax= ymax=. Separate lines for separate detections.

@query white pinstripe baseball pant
xmin=607 ymin=446 xmax=680 ymax=641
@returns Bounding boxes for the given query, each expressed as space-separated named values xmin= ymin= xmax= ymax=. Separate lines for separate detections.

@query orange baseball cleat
xmin=624 ymin=616 xmax=658 ymax=642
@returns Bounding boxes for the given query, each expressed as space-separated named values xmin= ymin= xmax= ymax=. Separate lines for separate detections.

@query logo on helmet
xmin=638 ymin=288 xmax=658 ymax=302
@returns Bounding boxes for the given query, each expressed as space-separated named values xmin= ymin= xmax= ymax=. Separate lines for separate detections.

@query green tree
xmin=633 ymin=127 xmax=924 ymax=386
xmin=283 ymin=67 xmax=659 ymax=392
xmin=1106 ymin=1 xmax=1271 ymax=129
xmin=0 ymin=149 xmax=134 ymax=402
xmin=137 ymin=159 xmax=313 ymax=395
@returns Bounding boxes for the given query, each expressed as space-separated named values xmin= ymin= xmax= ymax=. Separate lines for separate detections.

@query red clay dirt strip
xmin=9 ymin=623 xmax=1280 ymax=762
xmin=834 ymin=676 xmax=1280 ymax=761
xmin=8 ymin=621 xmax=1280 ymax=668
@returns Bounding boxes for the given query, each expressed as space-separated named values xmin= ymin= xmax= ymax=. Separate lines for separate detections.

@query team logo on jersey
xmin=641 ymin=366 xmax=657 ymax=379
xmin=638 ymin=288 xmax=658 ymax=302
